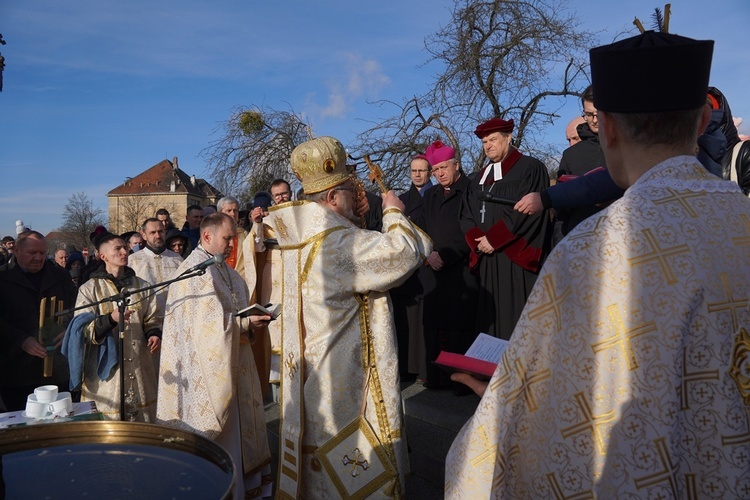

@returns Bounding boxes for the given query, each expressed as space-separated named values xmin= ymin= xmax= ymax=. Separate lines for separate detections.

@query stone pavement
xmin=264 ymin=380 xmax=480 ymax=499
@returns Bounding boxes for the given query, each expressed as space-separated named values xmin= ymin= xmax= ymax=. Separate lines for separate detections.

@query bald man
xmin=565 ymin=115 xmax=586 ymax=146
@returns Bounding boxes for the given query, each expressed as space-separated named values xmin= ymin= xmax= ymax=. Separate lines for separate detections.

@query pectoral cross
xmin=480 ymin=202 xmax=486 ymax=224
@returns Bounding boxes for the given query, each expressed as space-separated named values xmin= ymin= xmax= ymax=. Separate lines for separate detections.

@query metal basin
xmin=0 ymin=421 xmax=235 ymax=499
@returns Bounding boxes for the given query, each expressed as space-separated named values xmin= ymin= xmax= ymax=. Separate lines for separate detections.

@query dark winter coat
xmin=419 ymin=174 xmax=478 ymax=330
xmin=709 ymin=86 xmax=750 ymax=194
xmin=0 ymin=260 xmax=78 ymax=389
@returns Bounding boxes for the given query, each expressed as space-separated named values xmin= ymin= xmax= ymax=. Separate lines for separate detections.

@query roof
xmin=107 ymin=158 xmax=222 ymax=199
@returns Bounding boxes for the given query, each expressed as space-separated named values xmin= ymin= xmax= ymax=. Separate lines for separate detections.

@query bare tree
xmin=201 ymin=105 xmax=311 ymax=204
xmin=351 ymin=0 xmax=595 ymax=187
xmin=114 ymin=195 xmax=167 ymax=233
xmin=58 ymin=192 xmax=106 ymax=251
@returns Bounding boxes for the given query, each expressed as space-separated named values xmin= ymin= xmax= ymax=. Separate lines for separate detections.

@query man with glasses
xmin=515 ymin=86 xmax=610 ymax=237
xmin=554 ymin=85 xmax=608 ymax=234
xmin=391 ymin=154 xmax=434 ymax=382
xmin=269 ymin=178 xmax=292 ymax=204
xmin=264 ymin=136 xmax=431 ymax=499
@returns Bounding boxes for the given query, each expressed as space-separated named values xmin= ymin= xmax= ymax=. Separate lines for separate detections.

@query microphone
xmin=477 ymin=191 xmax=519 ymax=206
xmin=184 ymin=253 xmax=225 ymax=274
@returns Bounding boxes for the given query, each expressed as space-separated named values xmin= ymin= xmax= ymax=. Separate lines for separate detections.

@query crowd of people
xmin=1 ymin=27 xmax=750 ymax=499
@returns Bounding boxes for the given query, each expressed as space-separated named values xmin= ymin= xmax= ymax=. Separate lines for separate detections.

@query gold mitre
xmin=291 ymin=136 xmax=350 ymax=194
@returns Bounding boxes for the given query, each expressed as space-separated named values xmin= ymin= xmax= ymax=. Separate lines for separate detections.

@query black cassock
xmin=459 ymin=148 xmax=552 ymax=340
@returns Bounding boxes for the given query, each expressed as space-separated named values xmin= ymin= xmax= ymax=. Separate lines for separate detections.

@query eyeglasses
xmin=411 ymin=169 xmax=429 ymax=174
xmin=334 ymin=186 xmax=356 ymax=193
xmin=272 ymin=191 xmax=291 ymax=199
xmin=581 ymin=111 xmax=598 ymax=119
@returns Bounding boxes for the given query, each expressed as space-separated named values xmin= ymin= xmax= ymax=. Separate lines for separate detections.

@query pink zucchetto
xmin=424 ymin=140 xmax=455 ymax=166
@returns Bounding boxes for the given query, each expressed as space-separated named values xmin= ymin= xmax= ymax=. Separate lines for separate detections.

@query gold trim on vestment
xmin=356 ymin=293 xmax=402 ymax=497
xmin=314 ymin=416 xmax=398 ymax=500
xmin=730 ymin=328 xmax=750 ymax=406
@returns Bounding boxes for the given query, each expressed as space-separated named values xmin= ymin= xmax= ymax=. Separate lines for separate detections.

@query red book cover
xmin=434 ymin=351 xmax=497 ymax=379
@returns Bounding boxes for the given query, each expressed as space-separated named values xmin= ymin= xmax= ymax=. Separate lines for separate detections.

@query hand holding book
xmin=235 ymin=303 xmax=281 ymax=320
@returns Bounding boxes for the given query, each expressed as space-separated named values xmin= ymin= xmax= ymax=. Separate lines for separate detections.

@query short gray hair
xmin=217 ymin=196 xmax=240 ymax=211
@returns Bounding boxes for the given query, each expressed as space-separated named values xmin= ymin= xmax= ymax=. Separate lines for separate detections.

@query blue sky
xmin=1 ymin=0 xmax=749 ymax=236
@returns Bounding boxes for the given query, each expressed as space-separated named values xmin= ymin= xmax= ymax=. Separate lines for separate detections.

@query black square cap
xmin=590 ymin=31 xmax=713 ymax=113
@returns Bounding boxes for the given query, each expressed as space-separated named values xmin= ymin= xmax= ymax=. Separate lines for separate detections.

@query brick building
xmin=107 ymin=157 xmax=222 ymax=234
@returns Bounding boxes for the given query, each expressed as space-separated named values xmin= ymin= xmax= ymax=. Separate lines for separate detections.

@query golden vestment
xmin=446 ymin=156 xmax=750 ymax=498
xmin=156 ymin=246 xmax=271 ymax=480
xmin=226 ymin=226 xmax=248 ymax=277
xmin=244 ymin=220 xmax=283 ymax=396
xmin=75 ymin=272 xmax=160 ymax=421
xmin=127 ymin=247 xmax=183 ymax=324
xmin=265 ymin=200 xmax=432 ymax=499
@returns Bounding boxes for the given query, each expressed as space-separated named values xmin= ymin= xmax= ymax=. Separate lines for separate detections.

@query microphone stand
xmin=58 ymin=267 xmax=211 ymax=421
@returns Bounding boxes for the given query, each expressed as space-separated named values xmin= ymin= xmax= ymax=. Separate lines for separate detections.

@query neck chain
xmin=215 ymin=261 xmax=239 ymax=309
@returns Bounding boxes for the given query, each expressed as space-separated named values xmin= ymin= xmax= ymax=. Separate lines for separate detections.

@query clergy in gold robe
xmin=74 ymin=231 xmax=161 ymax=421
xmin=127 ymin=218 xmax=183 ymax=373
xmin=268 ymin=137 xmax=432 ymax=499
xmin=127 ymin=218 xmax=183 ymax=324
xmin=446 ymin=31 xmax=750 ymax=498
xmin=243 ymin=220 xmax=282 ymax=400
xmin=157 ymin=213 xmax=271 ymax=499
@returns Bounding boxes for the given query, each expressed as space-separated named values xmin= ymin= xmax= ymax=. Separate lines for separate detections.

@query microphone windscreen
xmin=214 ymin=253 xmax=226 ymax=264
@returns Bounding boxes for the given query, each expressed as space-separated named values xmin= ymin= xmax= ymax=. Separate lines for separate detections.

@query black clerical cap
xmin=590 ymin=31 xmax=713 ymax=113
xmin=92 ymin=231 xmax=121 ymax=250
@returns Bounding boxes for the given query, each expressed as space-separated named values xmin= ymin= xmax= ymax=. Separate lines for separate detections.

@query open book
xmin=235 ymin=303 xmax=281 ymax=320
xmin=434 ymin=333 xmax=509 ymax=378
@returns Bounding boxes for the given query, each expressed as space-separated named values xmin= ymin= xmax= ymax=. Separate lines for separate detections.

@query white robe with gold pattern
xmin=156 ymin=246 xmax=271 ymax=478
xmin=266 ymin=200 xmax=432 ymax=499
xmin=75 ymin=274 xmax=160 ymax=421
xmin=446 ymin=156 xmax=750 ymax=498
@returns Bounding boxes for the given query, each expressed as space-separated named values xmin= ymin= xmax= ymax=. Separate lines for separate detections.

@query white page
xmin=464 ymin=333 xmax=509 ymax=364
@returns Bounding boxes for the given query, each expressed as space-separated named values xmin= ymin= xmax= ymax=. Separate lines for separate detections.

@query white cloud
xmin=307 ymin=53 xmax=391 ymax=119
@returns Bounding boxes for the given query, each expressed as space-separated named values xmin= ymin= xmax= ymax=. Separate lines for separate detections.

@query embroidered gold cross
xmin=592 ymin=304 xmax=656 ymax=371
xmin=492 ymin=445 xmax=520 ymax=491
xmin=527 ymin=274 xmax=571 ymax=331
xmin=546 ymin=472 xmax=595 ymax=500
xmin=504 ymin=357 xmax=551 ymax=412
xmin=722 ymin=416 xmax=750 ymax=447
xmin=652 ymin=187 xmax=703 ymax=218
xmin=628 ymin=228 xmax=690 ymax=285
xmin=560 ymin=392 xmax=616 ymax=456
xmin=284 ymin=352 xmax=299 ymax=380
xmin=490 ymin=354 xmax=512 ymax=392
xmin=342 ymin=448 xmax=370 ymax=477
xmin=567 ymin=215 xmax=608 ymax=241
xmin=707 ymin=272 xmax=748 ymax=332
xmin=679 ymin=350 xmax=719 ymax=410
xmin=470 ymin=424 xmax=497 ymax=467
xmin=381 ymin=251 xmax=401 ymax=268
xmin=633 ymin=437 xmax=677 ymax=497
xmin=731 ymin=213 xmax=750 ymax=247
